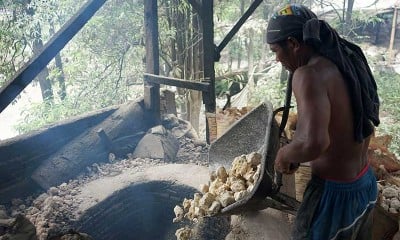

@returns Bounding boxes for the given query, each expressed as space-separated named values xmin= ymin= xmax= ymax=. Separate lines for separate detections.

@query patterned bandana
xmin=266 ymin=4 xmax=318 ymax=44
xmin=272 ymin=4 xmax=304 ymax=18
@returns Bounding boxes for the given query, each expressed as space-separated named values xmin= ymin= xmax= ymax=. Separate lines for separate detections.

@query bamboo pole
xmin=389 ymin=6 xmax=398 ymax=63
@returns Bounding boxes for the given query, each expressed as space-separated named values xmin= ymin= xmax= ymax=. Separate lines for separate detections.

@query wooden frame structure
xmin=0 ymin=0 xmax=264 ymax=143
xmin=143 ymin=0 xmax=263 ymax=142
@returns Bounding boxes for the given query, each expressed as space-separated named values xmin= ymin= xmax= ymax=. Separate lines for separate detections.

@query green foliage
xmin=249 ymin=61 xmax=290 ymax=109
xmin=15 ymin=97 xmax=93 ymax=133
xmin=352 ymin=11 xmax=384 ymax=28
xmin=374 ymin=71 xmax=400 ymax=156
xmin=249 ymin=71 xmax=287 ymax=108
xmin=0 ymin=1 xmax=32 ymax=84
xmin=215 ymin=74 xmax=247 ymax=97
xmin=350 ymin=11 xmax=384 ymax=42
xmin=328 ymin=8 xmax=384 ymax=41
xmin=6 ymin=0 xmax=145 ymax=134
xmin=214 ymin=0 xmax=267 ymax=72
xmin=215 ymin=64 xmax=248 ymax=97
xmin=3 ymin=0 xmax=400 ymax=150
xmin=0 ymin=0 xmax=79 ymax=83
xmin=215 ymin=0 xmax=242 ymax=23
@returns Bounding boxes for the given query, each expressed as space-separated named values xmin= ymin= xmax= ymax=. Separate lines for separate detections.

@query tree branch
xmin=115 ymin=44 xmax=131 ymax=95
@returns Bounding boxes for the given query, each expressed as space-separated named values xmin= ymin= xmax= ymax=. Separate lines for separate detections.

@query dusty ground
xmin=1 ymin=134 xmax=293 ymax=240
xmin=3 ymin=114 xmax=400 ymax=239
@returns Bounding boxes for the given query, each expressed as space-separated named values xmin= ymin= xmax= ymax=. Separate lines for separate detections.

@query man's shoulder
xmin=298 ymin=56 xmax=341 ymax=78
xmin=309 ymin=55 xmax=338 ymax=69
xmin=293 ymin=57 xmax=343 ymax=89
xmin=293 ymin=65 xmax=318 ymax=81
xmin=292 ymin=67 xmax=319 ymax=91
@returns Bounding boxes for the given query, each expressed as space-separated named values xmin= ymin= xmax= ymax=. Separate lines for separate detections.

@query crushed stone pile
xmin=0 ymin=133 xmax=208 ymax=240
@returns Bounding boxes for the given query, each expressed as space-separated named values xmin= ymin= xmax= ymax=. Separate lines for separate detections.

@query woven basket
xmin=295 ymin=165 xmax=311 ymax=201
xmin=215 ymin=107 xmax=252 ymax=139
xmin=216 ymin=115 xmax=235 ymax=138
xmin=372 ymin=205 xmax=399 ymax=239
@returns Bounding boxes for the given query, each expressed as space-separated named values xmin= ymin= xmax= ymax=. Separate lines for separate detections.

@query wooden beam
xmin=202 ymin=0 xmax=216 ymax=143
xmin=144 ymin=73 xmax=210 ymax=92
xmin=202 ymin=1 xmax=216 ymax=113
xmin=0 ymin=0 xmax=107 ymax=113
xmin=144 ymin=0 xmax=160 ymax=125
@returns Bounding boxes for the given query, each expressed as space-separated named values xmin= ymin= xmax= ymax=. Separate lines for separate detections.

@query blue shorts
xmin=293 ymin=166 xmax=377 ymax=240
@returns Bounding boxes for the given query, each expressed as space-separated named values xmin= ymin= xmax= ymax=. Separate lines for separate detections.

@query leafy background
xmin=0 ymin=0 xmax=399 ymax=156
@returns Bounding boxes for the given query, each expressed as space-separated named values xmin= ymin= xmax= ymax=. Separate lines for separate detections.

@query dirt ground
xmin=72 ymin=163 xmax=292 ymax=240
xmin=1 ymin=134 xmax=293 ymax=240
xmin=4 ymin=131 xmax=398 ymax=239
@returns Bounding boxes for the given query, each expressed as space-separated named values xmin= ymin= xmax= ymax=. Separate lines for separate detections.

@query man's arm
xmin=275 ymin=67 xmax=331 ymax=169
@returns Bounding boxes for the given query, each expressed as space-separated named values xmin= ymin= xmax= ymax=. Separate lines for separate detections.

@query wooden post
xmin=389 ymin=6 xmax=398 ymax=63
xmin=201 ymin=0 xmax=217 ymax=143
xmin=144 ymin=0 xmax=160 ymax=125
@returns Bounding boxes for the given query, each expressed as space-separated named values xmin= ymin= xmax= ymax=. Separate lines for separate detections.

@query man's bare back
xmin=272 ymin=48 xmax=370 ymax=181
xmin=267 ymin=5 xmax=379 ymax=239
xmin=304 ymin=56 xmax=370 ymax=181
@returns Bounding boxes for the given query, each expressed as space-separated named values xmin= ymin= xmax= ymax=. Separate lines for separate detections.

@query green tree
xmin=3 ymin=0 xmax=398 ymax=152
xmin=0 ymin=0 xmax=33 ymax=85
xmin=11 ymin=0 xmax=146 ymax=133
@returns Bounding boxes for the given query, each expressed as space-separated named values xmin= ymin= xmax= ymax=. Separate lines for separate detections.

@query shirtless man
xmin=267 ymin=4 xmax=380 ymax=240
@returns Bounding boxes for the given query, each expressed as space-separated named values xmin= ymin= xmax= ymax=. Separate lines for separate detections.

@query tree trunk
xmin=237 ymin=39 xmax=242 ymax=69
xmin=0 ymin=105 xmax=118 ymax=203
xmin=344 ymin=0 xmax=355 ymax=36
xmin=32 ymin=23 xmax=54 ymax=102
xmin=260 ymin=30 xmax=268 ymax=70
xmin=25 ymin=3 xmax=54 ymax=102
xmin=260 ymin=1 xmax=274 ymax=71
xmin=49 ymin=23 xmax=67 ymax=100
xmin=161 ymin=1 xmax=204 ymax=133
xmin=280 ymin=67 xmax=288 ymax=85
xmin=174 ymin=0 xmax=188 ymax=120
xmin=236 ymin=0 xmax=246 ymax=70
xmin=187 ymin=10 xmax=202 ymax=133
xmin=31 ymin=100 xmax=149 ymax=189
xmin=389 ymin=7 xmax=398 ymax=63
xmin=247 ymin=29 xmax=255 ymax=105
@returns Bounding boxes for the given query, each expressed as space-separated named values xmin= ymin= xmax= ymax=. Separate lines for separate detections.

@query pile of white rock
xmin=174 ymin=152 xmax=262 ymax=240
xmin=378 ymin=182 xmax=400 ymax=214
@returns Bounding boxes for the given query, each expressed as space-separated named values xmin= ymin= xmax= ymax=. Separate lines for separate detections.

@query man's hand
xmin=275 ymin=148 xmax=299 ymax=174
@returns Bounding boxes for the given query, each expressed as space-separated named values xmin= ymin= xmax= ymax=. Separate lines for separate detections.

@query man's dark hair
xmin=276 ymin=33 xmax=303 ymax=48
